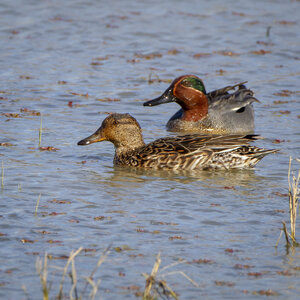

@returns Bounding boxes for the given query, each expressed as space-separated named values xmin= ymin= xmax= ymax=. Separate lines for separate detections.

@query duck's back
xmin=114 ymin=135 xmax=276 ymax=170
xmin=207 ymin=87 xmax=257 ymax=133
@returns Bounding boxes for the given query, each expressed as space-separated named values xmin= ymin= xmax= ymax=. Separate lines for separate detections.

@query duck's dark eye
xmin=236 ymin=107 xmax=246 ymax=113
xmin=181 ymin=79 xmax=193 ymax=88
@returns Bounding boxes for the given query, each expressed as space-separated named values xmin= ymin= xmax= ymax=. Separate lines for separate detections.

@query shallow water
xmin=1 ymin=0 xmax=300 ymax=299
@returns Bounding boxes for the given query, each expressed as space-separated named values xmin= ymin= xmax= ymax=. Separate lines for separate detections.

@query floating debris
xmin=250 ymin=49 xmax=272 ymax=55
xmin=39 ymin=146 xmax=59 ymax=152
xmin=20 ymin=108 xmax=41 ymax=116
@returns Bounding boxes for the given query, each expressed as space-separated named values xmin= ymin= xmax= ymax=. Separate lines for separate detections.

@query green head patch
xmin=181 ymin=77 xmax=206 ymax=94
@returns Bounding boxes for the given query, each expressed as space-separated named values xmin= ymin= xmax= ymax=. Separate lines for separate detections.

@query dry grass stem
xmin=57 ymin=247 xmax=83 ymax=300
xmin=84 ymin=277 xmax=101 ymax=300
xmin=159 ymin=259 xmax=187 ymax=273
xmin=35 ymin=193 xmax=41 ymax=216
xmin=277 ymin=158 xmax=300 ymax=247
xmin=69 ymin=258 xmax=78 ymax=300
xmin=288 ymin=157 xmax=300 ymax=242
xmin=275 ymin=230 xmax=283 ymax=247
xmin=22 ymin=284 xmax=30 ymax=300
xmin=35 ymin=246 xmax=109 ymax=300
xmin=36 ymin=253 xmax=49 ymax=300
xmin=35 ymin=246 xmax=108 ymax=300
xmin=142 ymin=253 xmax=182 ymax=300
xmin=282 ymin=221 xmax=291 ymax=246
xmin=81 ymin=245 xmax=110 ymax=299
xmin=143 ymin=252 xmax=161 ymax=299
xmin=158 ymin=280 xmax=178 ymax=300
xmin=162 ymin=271 xmax=200 ymax=288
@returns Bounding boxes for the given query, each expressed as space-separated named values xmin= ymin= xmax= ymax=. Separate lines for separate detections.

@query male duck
xmin=143 ymin=75 xmax=259 ymax=134
xmin=78 ymin=113 xmax=276 ymax=170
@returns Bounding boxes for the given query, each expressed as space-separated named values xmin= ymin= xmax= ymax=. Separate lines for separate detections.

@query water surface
xmin=1 ymin=0 xmax=300 ymax=299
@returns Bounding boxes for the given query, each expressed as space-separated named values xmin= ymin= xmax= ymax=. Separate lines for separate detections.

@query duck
xmin=143 ymin=75 xmax=259 ymax=134
xmin=77 ymin=113 xmax=276 ymax=170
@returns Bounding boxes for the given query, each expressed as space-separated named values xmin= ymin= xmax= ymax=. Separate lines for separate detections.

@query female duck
xmin=143 ymin=75 xmax=259 ymax=134
xmin=78 ymin=113 xmax=276 ymax=170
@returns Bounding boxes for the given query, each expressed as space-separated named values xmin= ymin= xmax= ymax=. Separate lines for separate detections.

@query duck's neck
xmin=181 ymin=95 xmax=208 ymax=122
xmin=114 ymin=135 xmax=145 ymax=157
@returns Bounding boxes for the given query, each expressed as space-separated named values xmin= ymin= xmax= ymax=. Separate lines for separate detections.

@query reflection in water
xmin=105 ymin=166 xmax=267 ymax=189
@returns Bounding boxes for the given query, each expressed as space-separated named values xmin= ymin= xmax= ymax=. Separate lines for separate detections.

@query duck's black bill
xmin=143 ymin=87 xmax=176 ymax=107
xmin=143 ymin=96 xmax=172 ymax=106
xmin=77 ymin=138 xmax=91 ymax=145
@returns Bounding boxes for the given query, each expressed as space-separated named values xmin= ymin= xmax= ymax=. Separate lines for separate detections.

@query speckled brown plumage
xmin=78 ymin=113 xmax=277 ymax=171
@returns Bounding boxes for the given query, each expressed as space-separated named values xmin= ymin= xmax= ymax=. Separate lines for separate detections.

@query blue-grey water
xmin=1 ymin=0 xmax=300 ymax=299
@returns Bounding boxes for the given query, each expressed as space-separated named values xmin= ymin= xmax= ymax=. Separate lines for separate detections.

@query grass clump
xmin=276 ymin=157 xmax=300 ymax=247
xmin=34 ymin=246 xmax=110 ymax=300
xmin=142 ymin=253 xmax=199 ymax=300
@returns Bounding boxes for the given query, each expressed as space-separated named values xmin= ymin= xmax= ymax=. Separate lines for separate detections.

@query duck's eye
xmin=181 ymin=78 xmax=206 ymax=93
xmin=181 ymin=79 xmax=193 ymax=88
xmin=112 ymin=119 xmax=119 ymax=125
xmin=236 ymin=107 xmax=246 ymax=113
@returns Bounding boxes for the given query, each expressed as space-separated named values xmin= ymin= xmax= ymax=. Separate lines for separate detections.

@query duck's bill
xmin=143 ymin=95 xmax=171 ymax=106
xmin=77 ymin=131 xmax=106 ymax=146
xmin=143 ymin=88 xmax=175 ymax=107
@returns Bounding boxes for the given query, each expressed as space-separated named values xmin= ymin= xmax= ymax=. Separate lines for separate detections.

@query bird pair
xmin=78 ymin=75 xmax=277 ymax=170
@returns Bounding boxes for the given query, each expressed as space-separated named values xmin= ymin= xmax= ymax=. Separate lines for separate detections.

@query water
xmin=1 ymin=0 xmax=300 ymax=299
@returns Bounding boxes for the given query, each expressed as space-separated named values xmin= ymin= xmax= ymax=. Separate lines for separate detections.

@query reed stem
xmin=288 ymin=157 xmax=300 ymax=242
xmin=36 ymin=253 xmax=49 ymax=300
xmin=35 ymin=193 xmax=41 ymax=217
